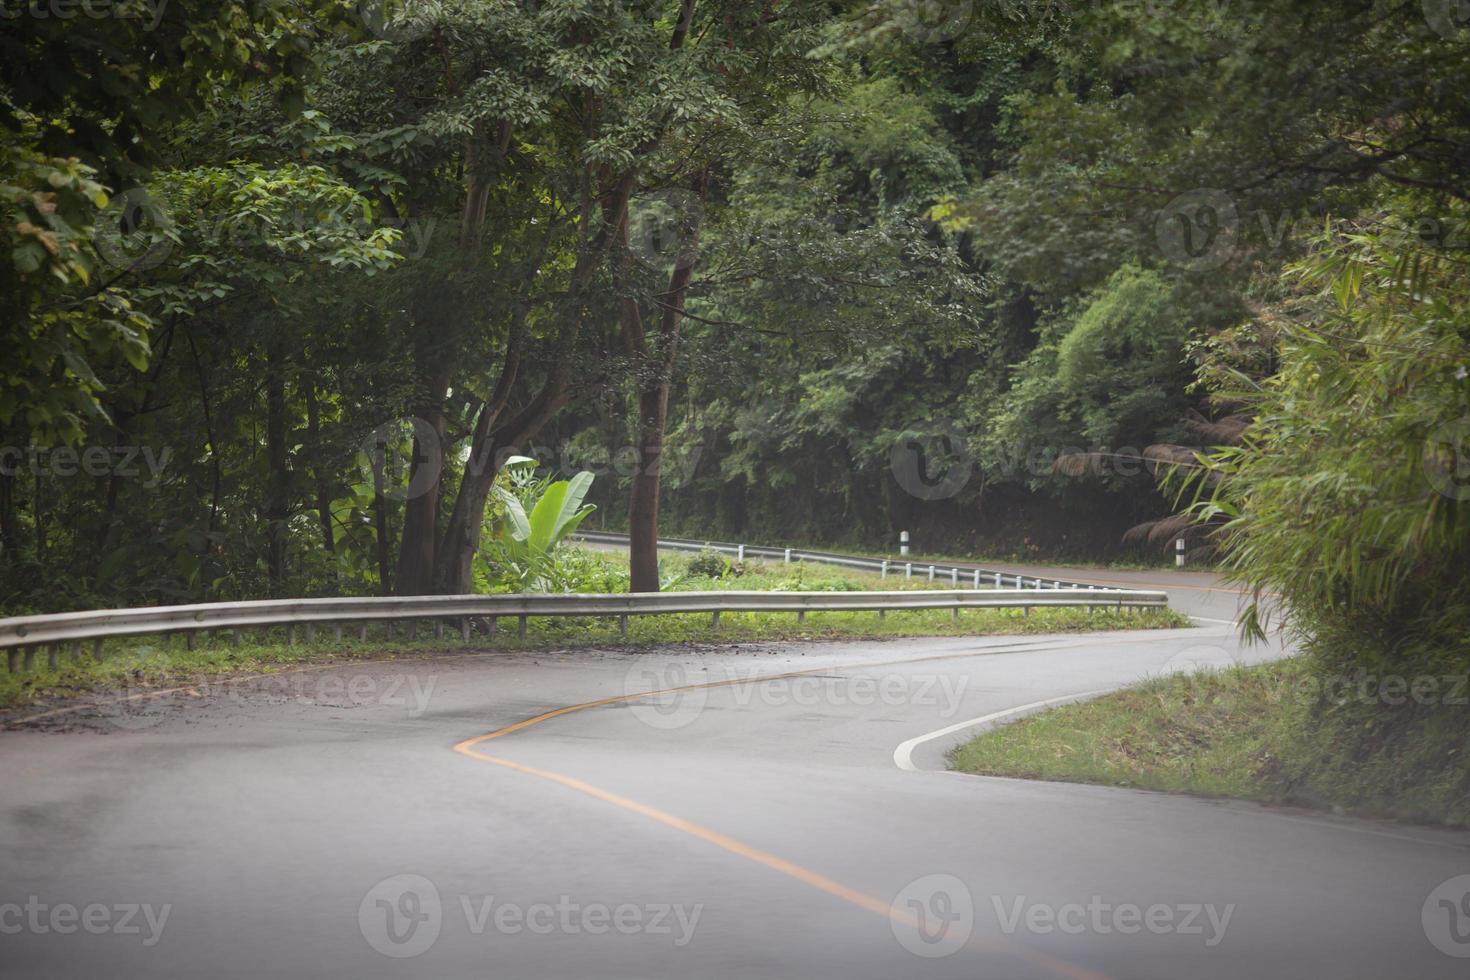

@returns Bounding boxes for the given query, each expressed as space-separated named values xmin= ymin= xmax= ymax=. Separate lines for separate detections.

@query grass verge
xmin=949 ymin=656 xmax=1470 ymax=827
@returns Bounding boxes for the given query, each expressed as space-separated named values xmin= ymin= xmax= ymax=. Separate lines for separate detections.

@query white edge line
xmin=893 ymin=689 xmax=1112 ymax=772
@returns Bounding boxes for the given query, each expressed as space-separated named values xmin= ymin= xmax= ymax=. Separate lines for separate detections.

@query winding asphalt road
xmin=1 ymin=572 xmax=1466 ymax=978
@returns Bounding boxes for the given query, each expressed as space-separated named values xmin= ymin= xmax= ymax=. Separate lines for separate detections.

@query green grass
xmin=1 ymin=551 xmax=1189 ymax=712
xmin=949 ymin=657 xmax=1470 ymax=827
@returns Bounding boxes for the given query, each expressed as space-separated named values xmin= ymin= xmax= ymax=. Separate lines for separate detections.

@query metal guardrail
xmin=574 ymin=531 xmax=1118 ymax=592
xmin=0 ymin=588 xmax=1168 ymax=673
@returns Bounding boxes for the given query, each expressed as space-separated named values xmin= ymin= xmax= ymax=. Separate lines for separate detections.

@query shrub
xmin=686 ymin=549 xmax=730 ymax=578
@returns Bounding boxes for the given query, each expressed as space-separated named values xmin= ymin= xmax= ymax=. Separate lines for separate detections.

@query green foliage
xmin=488 ymin=465 xmax=598 ymax=592
xmin=5 ymin=0 xmax=1470 ymax=616
xmin=0 ymin=129 xmax=150 ymax=443
xmin=956 ymin=0 xmax=1469 ymax=294
xmin=1 ymin=1 xmax=333 ymax=443
xmin=981 ymin=266 xmax=1201 ymax=490
xmin=1189 ymin=204 xmax=1470 ymax=647
xmin=685 ymin=549 xmax=732 ymax=578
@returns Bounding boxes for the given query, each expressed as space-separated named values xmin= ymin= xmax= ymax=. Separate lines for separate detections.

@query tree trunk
xmin=0 ymin=463 xmax=14 ymax=560
xmin=33 ymin=470 xmax=44 ymax=560
xmin=431 ymin=166 xmax=625 ymax=594
xmin=373 ymin=464 xmax=393 ymax=596
xmin=264 ymin=344 xmax=291 ymax=595
xmin=627 ymin=381 xmax=670 ymax=592
xmin=625 ymin=171 xmax=707 ymax=592
xmin=394 ymin=373 xmax=449 ymax=595
xmin=432 ymin=319 xmax=522 ymax=595
xmin=303 ymin=380 xmax=337 ymax=567
xmin=183 ymin=327 xmax=222 ymax=556
xmin=435 ymin=363 xmax=569 ymax=595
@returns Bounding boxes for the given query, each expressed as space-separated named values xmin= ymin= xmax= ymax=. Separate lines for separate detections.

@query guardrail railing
xmin=0 ymin=588 xmax=1168 ymax=674
xmin=574 ymin=531 xmax=1117 ymax=592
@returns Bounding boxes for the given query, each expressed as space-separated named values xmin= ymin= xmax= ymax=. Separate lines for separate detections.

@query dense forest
xmin=2 ymin=0 xmax=1466 ymax=635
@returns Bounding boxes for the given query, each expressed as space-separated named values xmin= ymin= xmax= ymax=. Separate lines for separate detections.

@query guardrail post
xmin=881 ymin=560 xmax=889 ymax=579
xmin=407 ymin=621 xmax=417 ymax=642
xmin=7 ymin=648 xmax=19 ymax=673
xmin=797 ymin=610 xmax=806 ymax=624
xmin=951 ymin=605 xmax=959 ymax=620
xmin=287 ymin=624 xmax=296 ymax=645
xmin=973 ymin=569 xmax=981 ymax=590
xmin=737 ymin=544 xmax=745 ymax=562
xmin=359 ymin=624 xmax=369 ymax=642
xmin=950 ymin=568 xmax=958 ymax=586
xmin=487 ymin=616 xmax=498 ymax=641
xmin=517 ymin=616 xmax=527 ymax=640
xmin=905 ymin=563 xmax=912 ymax=580
xmin=619 ymin=615 xmax=628 ymax=639
xmin=460 ymin=617 xmax=470 ymax=642
xmin=928 ymin=565 xmax=935 ymax=582
xmin=304 ymin=623 xmax=315 ymax=644
xmin=47 ymin=644 xmax=58 ymax=670
xmin=93 ymin=638 xmax=106 ymax=661
xmin=711 ymin=610 xmax=721 ymax=629
xmin=334 ymin=624 xmax=343 ymax=642
xmin=784 ymin=548 xmax=791 ymax=564
xmin=434 ymin=620 xmax=444 ymax=641
xmin=994 ymin=571 xmax=1002 ymax=587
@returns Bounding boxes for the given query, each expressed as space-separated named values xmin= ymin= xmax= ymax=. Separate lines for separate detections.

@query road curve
xmin=1 ymin=590 xmax=1466 ymax=978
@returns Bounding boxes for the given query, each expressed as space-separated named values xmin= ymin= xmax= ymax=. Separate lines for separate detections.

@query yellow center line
xmin=454 ymin=651 xmax=1116 ymax=980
